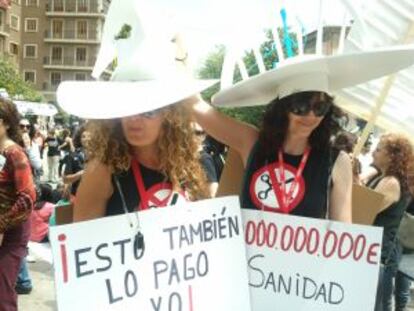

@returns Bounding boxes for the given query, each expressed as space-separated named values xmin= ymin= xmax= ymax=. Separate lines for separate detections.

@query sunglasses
xmin=287 ymin=101 xmax=332 ymax=117
xmin=20 ymin=124 xmax=31 ymax=129
xmin=139 ymin=108 xmax=164 ymax=119
xmin=194 ymin=130 xmax=205 ymax=136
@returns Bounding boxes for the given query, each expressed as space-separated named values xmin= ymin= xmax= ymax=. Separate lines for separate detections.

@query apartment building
xmin=0 ymin=0 xmax=110 ymax=102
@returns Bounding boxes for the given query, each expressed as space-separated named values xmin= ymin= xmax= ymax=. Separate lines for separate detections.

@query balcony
xmin=45 ymin=1 xmax=105 ymax=17
xmin=44 ymin=29 xmax=100 ymax=44
xmin=0 ymin=24 xmax=10 ymax=37
xmin=43 ymin=56 xmax=96 ymax=70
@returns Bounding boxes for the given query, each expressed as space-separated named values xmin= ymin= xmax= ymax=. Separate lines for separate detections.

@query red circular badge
xmin=137 ymin=182 xmax=188 ymax=210
xmin=249 ymin=162 xmax=305 ymax=213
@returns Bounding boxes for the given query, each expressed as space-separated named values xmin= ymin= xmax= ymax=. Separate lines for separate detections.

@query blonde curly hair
xmin=85 ymin=102 xmax=210 ymax=200
xmin=380 ymin=133 xmax=414 ymax=194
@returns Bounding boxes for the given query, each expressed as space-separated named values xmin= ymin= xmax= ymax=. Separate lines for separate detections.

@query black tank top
xmin=105 ymin=163 xmax=188 ymax=216
xmin=367 ymin=174 xmax=410 ymax=264
xmin=241 ymin=141 xmax=337 ymax=219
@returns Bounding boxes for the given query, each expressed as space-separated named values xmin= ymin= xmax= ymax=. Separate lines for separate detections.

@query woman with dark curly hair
xmin=192 ymin=91 xmax=353 ymax=221
xmin=74 ymin=102 xmax=212 ymax=221
xmin=366 ymin=133 xmax=414 ymax=311
xmin=0 ymin=98 xmax=36 ymax=311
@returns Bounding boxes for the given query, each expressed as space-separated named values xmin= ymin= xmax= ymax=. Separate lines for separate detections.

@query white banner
xmin=49 ymin=196 xmax=251 ymax=311
xmin=243 ymin=210 xmax=383 ymax=311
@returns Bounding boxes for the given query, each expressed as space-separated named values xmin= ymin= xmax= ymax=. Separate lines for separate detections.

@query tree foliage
xmin=0 ymin=59 xmax=42 ymax=101
xmin=197 ymin=29 xmax=298 ymax=127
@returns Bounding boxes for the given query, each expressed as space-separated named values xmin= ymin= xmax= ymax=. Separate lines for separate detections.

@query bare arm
xmin=62 ymin=170 xmax=84 ymax=184
xmin=373 ymin=176 xmax=400 ymax=212
xmin=191 ymin=98 xmax=259 ymax=166
xmin=74 ymin=159 xmax=113 ymax=222
xmin=329 ymin=151 xmax=353 ymax=223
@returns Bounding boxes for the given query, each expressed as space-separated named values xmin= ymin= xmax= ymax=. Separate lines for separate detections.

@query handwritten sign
xmin=243 ymin=210 xmax=383 ymax=311
xmin=49 ymin=196 xmax=251 ymax=311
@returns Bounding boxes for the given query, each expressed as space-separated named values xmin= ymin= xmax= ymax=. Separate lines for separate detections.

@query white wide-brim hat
xmin=212 ymin=45 xmax=414 ymax=107
xmin=56 ymin=0 xmax=217 ymax=119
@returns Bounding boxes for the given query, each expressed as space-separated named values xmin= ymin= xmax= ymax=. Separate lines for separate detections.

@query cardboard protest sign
xmin=243 ymin=209 xmax=383 ymax=310
xmin=352 ymin=184 xmax=385 ymax=225
xmin=49 ymin=196 xmax=251 ymax=311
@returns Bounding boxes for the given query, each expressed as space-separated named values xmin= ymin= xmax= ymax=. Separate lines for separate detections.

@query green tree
xmin=197 ymin=28 xmax=298 ymax=127
xmin=0 ymin=59 xmax=42 ymax=101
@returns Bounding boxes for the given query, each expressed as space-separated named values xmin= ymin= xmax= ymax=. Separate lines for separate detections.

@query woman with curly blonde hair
xmin=74 ymin=100 xmax=212 ymax=221
xmin=365 ymin=133 xmax=414 ymax=311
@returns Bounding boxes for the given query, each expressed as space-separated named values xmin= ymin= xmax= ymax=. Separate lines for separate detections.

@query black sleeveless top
xmin=105 ymin=163 xmax=187 ymax=216
xmin=367 ymin=174 xmax=410 ymax=265
xmin=241 ymin=142 xmax=337 ymax=219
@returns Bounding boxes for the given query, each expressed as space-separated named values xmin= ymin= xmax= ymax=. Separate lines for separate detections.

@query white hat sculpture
xmin=212 ymin=0 xmax=414 ymax=107
xmin=57 ymin=0 xmax=217 ymax=119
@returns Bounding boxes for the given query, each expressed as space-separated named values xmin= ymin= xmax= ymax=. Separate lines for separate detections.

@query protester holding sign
xmin=56 ymin=1 xmax=217 ymax=221
xmin=0 ymin=98 xmax=36 ymax=311
xmin=365 ymin=133 xmax=414 ymax=311
xmin=191 ymin=27 xmax=414 ymax=224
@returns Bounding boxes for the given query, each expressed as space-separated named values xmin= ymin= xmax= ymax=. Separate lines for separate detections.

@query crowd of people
xmin=1 ymin=1 xmax=414 ymax=310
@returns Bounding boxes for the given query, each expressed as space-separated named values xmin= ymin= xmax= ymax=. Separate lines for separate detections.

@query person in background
xmin=193 ymin=123 xmax=219 ymax=197
xmin=63 ymin=126 xmax=90 ymax=201
xmin=0 ymin=98 xmax=36 ymax=310
xmin=58 ymin=128 xmax=74 ymax=177
xmin=332 ymin=131 xmax=360 ymax=183
xmin=30 ymin=183 xmax=55 ymax=243
xmin=15 ymin=118 xmax=42 ymax=295
xmin=32 ymin=124 xmax=45 ymax=160
xmin=45 ymin=129 xmax=60 ymax=183
xmin=19 ymin=119 xmax=42 ymax=183
xmin=365 ymin=133 xmax=414 ymax=311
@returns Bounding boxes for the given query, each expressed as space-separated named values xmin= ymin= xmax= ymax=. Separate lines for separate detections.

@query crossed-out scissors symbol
xmin=257 ymin=173 xmax=295 ymax=200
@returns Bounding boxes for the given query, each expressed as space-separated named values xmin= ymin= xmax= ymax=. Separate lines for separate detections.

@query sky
xmin=151 ymin=0 xmax=360 ymax=65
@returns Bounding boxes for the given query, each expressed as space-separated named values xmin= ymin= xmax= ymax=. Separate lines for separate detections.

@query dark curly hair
xmin=0 ymin=97 xmax=23 ymax=146
xmin=258 ymin=91 xmax=347 ymax=163
xmin=381 ymin=133 xmax=414 ymax=194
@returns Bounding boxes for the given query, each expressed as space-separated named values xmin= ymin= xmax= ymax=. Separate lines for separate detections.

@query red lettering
xmin=353 ymin=234 xmax=366 ymax=261
xmin=338 ymin=232 xmax=353 ymax=260
xmin=245 ymin=221 xmax=256 ymax=245
xmin=256 ymin=221 xmax=266 ymax=247
xmin=322 ymin=230 xmax=338 ymax=258
xmin=266 ymin=223 xmax=278 ymax=248
xmin=294 ymin=226 xmax=307 ymax=253
xmin=306 ymin=228 xmax=320 ymax=255
xmin=281 ymin=225 xmax=294 ymax=251
xmin=58 ymin=234 xmax=69 ymax=283
xmin=367 ymin=243 xmax=380 ymax=264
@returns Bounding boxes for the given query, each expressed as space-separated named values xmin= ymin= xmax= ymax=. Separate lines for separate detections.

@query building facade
xmin=0 ymin=0 xmax=110 ymax=102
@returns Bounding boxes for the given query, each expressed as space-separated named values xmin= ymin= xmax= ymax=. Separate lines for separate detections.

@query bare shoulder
xmin=377 ymin=176 xmax=400 ymax=191
xmin=74 ymin=159 xmax=114 ymax=222
xmin=333 ymin=150 xmax=352 ymax=174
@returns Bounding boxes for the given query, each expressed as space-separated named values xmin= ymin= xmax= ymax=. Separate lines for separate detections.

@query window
xmin=9 ymin=42 xmax=18 ymax=55
xmin=75 ymin=73 xmax=86 ymax=81
xmin=24 ymin=44 xmax=37 ymax=58
xmin=53 ymin=0 xmax=63 ymax=11
xmin=52 ymin=20 xmax=63 ymax=39
xmin=77 ymin=20 xmax=87 ymax=39
xmin=24 ymin=71 xmax=36 ymax=84
xmin=10 ymin=15 xmax=19 ymax=31
xmin=0 ymin=11 xmax=4 ymax=27
xmin=26 ymin=0 xmax=38 ymax=6
xmin=25 ymin=18 xmax=38 ymax=32
xmin=12 ymin=0 xmax=20 ymax=4
xmin=77 ymin=0 xmax=88 ymax=12
xmin=51 ymin=46 xmax=63 ymax=63
xmin=51 ymin=72 xmax=61 ymax=86
xmin=75 ymin=47 xmax=86 ymax=63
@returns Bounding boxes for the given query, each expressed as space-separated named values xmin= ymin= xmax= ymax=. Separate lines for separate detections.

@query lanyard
xmin=267 ymin=148 xmax=311 ymax=213
xmin=131 ymin=159 xmax=174 ymax=210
